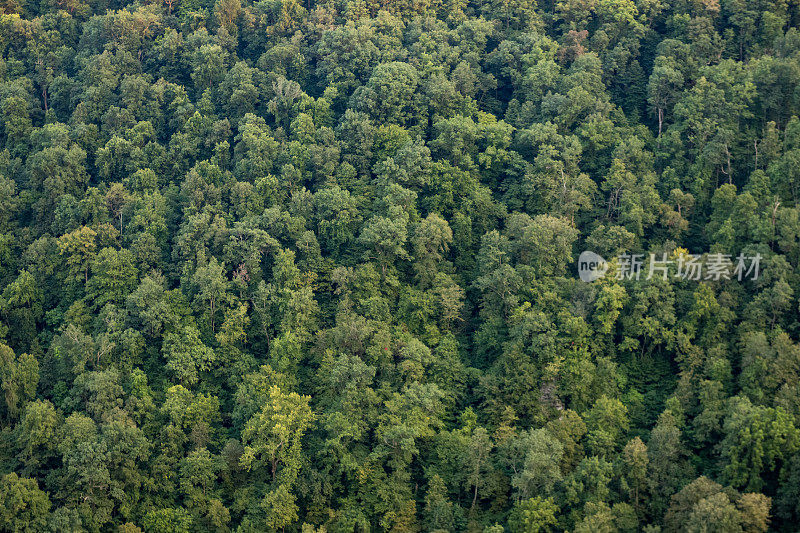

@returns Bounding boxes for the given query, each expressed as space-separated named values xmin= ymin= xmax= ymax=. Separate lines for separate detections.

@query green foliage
xmin=0 ymin=0 xmax=799 ymax=530
xmin=0 ymin=473 xmax=51 ymax=532
xmin=508 ymin=496 xmax=558 ymax=533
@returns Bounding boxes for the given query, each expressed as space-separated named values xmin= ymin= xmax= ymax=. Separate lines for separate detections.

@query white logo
xmin=577 ymin=250 xmax=761 ymax=282
xmin=578 ymin=251 xmax=608 ymax=282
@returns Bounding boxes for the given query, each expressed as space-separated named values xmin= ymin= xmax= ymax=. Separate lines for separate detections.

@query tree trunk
xmin=657 ymin=107 xmax=663 ymax=146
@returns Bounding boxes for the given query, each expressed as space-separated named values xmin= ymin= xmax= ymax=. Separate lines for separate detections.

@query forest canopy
xmin=1 ymin=0 xmax=800 ymax=531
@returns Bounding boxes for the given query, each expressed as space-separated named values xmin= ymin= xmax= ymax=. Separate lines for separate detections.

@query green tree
xmin=240 ymin=384 xmax=314 ymax=485
xmin=0 ymin=343 xmax=38 ymax=420
xmin=504 ymin=428 xmax=564 ymax=500
xmin=0 ymin=473 xmax=51 ymax=532
xmin=57 ymin=226 xmax=98 ymax=284
xmin=192 ymin=257 xmax=232 ymax=334
xmin=87 ymin=247 xmax=139 ymax=310
xmin=584 ymin=395 xmax=630 ymax=457
xmin=1 ymin=270 xmax=44 ymax=352
xmin=163 ymin=325 xmax=216 ymax=386
xmin=719 ymin=396 xmax=799 ymax=492
xmin=507 ymin=496 xmax=558 ymax=533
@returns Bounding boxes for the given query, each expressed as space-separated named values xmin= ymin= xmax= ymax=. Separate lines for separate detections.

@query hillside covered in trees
xmin=2 ymin=0 xmax=800 ymax=530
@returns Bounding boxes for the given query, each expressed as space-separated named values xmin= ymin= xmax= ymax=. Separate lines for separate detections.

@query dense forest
xmin=1 ymin=0 xmax=800 ymax=530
